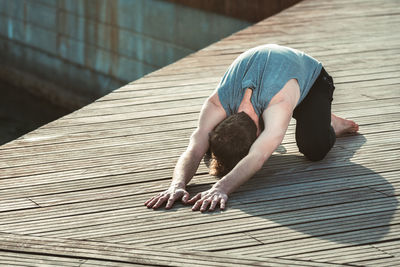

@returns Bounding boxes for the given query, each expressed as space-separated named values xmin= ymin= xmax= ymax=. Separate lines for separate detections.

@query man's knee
xmin=297 ymin=127 xmax=336 ymax=162
xmin=300 ymin=146 xmax=330 ymax=161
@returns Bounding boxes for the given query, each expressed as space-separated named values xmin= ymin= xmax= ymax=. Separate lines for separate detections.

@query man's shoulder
xmin=268 ymin=79 xmax=300 ymax=111
xmin=208 ymin=91 xmax=225 ymax=110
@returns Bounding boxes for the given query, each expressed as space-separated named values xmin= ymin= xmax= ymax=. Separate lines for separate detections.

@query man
xmin=145 ymin=44 xmax=359 ymax=212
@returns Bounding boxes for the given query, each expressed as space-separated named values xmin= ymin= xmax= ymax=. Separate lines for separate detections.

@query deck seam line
xmin=243 ymin=232 xmax=265 ymax=245
xmin=369 ymin=244 xmax=395 ymax=258
xmin=276 ymin=256 xmax=357 ymax=267
xmin=367 ymin=186 xmax=393 ymax=197
xmin=269 ymin=237 xmax=400 ymax=260
xmin=27 ymin=198 xmax=41 ymax=208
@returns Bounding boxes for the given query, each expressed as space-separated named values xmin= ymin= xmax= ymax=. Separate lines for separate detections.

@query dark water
xmin=0 ymin=81 xmax=69 ymax=146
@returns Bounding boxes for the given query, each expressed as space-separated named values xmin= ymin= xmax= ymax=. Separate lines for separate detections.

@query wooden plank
xmin=0 ymin=198 xmax=38 ymax=212
xmin=0 ymin=134 xmax=398 ymax=191
xmin=0 ymin=233 xmax=339 ymax=267
xmin=1 ymin=111 xmax=399 ymax=169
xmin=0 ymin=111 xmax=398 ymax=163
xmin=1 ymin=120 xmax=399 ymax=174
xmin=0 ymin=160 xmax=397 ymax=230
xmin=3 ymin=189 xmax=396 ymax=237
xmin=224 ymin=226 xmax=400 ymax=258
xmin=0 ymin=133 xmax=398 ymax=203
xmin=0 ymin=250 xmax=116 ymax=267
xmin=281 ymin=241 xmax=397 ymax=265
xmin=125 ymin=208 xmax=400 ymax=249
xmin=0 ymin=139 xmax=397 ymax=205
xmin=2 ymin=106 xmax=398 ymax=160
xmin=0 ymin=161 xmax=397 ymax=225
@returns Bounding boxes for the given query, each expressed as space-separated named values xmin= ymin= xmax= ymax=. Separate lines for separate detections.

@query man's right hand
xmin=144 ymin=186 xmax=190 ymax=209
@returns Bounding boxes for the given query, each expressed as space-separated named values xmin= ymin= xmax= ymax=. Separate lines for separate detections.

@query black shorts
xmin=292 ymin=67 xmax=336 ymax=161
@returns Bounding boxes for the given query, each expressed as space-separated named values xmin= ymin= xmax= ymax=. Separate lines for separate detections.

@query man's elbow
xmin=186 ymin=130 xmax=208 ymax=157
xmin=186 ymin=147 xmax=206 ymax=160
xmin=250 ymin=135 xmax=283 ymax=166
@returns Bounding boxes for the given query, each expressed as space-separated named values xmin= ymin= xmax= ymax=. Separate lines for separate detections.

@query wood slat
xmin=0 ymin=233 xmax=339 ymax=267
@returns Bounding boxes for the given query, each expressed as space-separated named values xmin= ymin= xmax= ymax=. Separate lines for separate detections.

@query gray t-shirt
xmin=217 ymin=44 xmax=323 ymax=117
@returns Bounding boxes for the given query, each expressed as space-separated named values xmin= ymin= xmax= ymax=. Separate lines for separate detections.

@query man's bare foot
xmin=331 ymin=113 xmax=359 ymax=137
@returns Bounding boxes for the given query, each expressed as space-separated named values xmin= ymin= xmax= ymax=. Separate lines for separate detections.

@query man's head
xmin=208 ymin=112 xmax=258 ymax=177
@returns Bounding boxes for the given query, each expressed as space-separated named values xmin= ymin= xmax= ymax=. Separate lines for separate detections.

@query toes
xmin=349 ymin=124 xmax=359 ymax=133
xmin=346 ymin=121 xmax=359 ymax=133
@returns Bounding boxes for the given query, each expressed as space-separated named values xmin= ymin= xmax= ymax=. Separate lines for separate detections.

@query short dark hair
xmin=208 ymin=112 xmax=257 ymax=177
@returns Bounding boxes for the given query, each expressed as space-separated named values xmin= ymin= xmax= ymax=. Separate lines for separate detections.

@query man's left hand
xmin=188 ymin=187 xmax=228 ymax=212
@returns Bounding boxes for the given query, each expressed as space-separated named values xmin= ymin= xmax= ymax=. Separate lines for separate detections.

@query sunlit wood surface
xmin=1 ymin=0 xmax=399 ymax=265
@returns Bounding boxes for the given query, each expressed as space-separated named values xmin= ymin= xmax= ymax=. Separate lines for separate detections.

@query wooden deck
xmin=1 ymin=0 xmax=399 ymax=265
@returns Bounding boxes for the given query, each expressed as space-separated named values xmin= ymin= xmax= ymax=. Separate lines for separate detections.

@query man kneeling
xmin=145 ymin=44 xmax=359 ymax=212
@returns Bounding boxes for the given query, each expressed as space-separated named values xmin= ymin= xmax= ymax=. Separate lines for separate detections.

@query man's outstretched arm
xmin=189 ymin=101 xmax=293 ymax=211
xmin=145 ymin=92 xmax=226 ymax=209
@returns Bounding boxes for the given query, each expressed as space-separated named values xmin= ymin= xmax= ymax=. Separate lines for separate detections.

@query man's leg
xmin=293 ymin=68 xmax=337 ymax=161
xmin=293 ymin=68 xmax=359 ymax=161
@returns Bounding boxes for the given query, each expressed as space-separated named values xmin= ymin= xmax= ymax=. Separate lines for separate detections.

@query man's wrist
xmin=213 ymin=179 xmax=231 ymax=194
xmin=170 ymin=181 xmax=186 ymax=189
